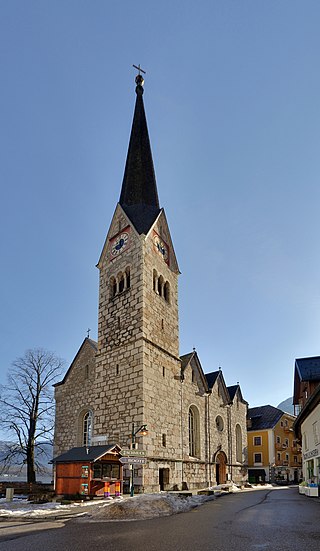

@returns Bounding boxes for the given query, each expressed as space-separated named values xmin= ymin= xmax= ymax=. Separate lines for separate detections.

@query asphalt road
xmin=0 ymin=487 xmax=319 ymax=551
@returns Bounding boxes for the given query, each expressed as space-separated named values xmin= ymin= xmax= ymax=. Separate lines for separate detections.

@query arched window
xmin=83 ymin=411 xmax=93 ymax=446
xmin=110 ymin=277 xmax=117 ymax=299
xmin=216 ymin=415 xmax=224 ymax=432
xmin=188 ymin=405 xmax=200 ymax=458
xmin=118 ymin=273 xmax=125 ymax=293
xmin=236 ymin=424 xmax=242 ymax=462
xmin=153 ymin=269 xmax=157 ymax=291
xmin=158 ymin=275 xmax=164 ymax=297
xmin=125 ymin=267 xmax=131 ymax=289
xmin=164 ymin=281 xmax=170 ymax=303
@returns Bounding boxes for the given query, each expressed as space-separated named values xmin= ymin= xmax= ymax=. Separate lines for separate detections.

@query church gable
xmin=97 ymin=203 xmax=140 ymax=269
xmin=206 ymin=369 xmax=230 ymax=406
xmin=181 ymin=351 xmax=209 ymax=396
xmin=228 ymin=384 xmax=247 ymax=406
xmin=146 ymin=209 xmax=180 ymax=275
xmin=54 ymin=338 xmax=97 ymax=388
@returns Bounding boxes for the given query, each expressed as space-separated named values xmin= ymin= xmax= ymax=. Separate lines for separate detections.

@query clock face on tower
xmin=110 ymin=227 xmax=130 ymax=258
xmin=153 ymin=232 xmax=169 ymax=264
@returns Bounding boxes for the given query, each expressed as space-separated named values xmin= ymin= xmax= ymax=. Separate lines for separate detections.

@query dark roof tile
xmin=247 ymin=405 xmax=283 ymax=430
xmin=52 ymin=445 xmax=119 ymax=463
xmin=205 ymin=371 xmax=220 ymax=389
xmin=119 ymin=82 xmax=160 ymax=235
xmin=295 ymin=356 xmax=320 ymax=382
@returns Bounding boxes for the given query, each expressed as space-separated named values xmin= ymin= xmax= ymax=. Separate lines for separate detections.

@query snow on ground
xmin=0 ymin=484 xmax=283 ymax=521
xmin=0 ymin=493 xmax=215 ymax=520
xmin=0 ymin=498 xmax=86 ymax=518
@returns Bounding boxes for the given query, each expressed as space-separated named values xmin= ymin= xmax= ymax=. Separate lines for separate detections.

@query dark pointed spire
xmin=119 ymin=70 xmax=160 ymax=234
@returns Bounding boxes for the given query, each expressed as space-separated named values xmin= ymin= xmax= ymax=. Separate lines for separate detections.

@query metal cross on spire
xmin=133 ymin=64 xmax=146 ymax=76
xmin=87 ymin=328 xmax=91 ymax=338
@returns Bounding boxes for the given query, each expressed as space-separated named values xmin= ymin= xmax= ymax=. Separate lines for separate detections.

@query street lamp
xmin=130 ymin=423 xmax=148 ymax=497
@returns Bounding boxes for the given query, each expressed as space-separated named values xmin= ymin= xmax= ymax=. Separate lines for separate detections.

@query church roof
xmin=52 ymin=444 xmax=121 ymax=463
xmin=119 ymin=74 xmax=160 ymax=235
xmin=205 ymin=371 xmax=220 ymax=389
xmin=180 ymin=352 xmax=194 ymax=370
xmin=227 ymin=385 xmax=239 ymax=400
xmin=247 ymin=405 xmax=283 ymax=430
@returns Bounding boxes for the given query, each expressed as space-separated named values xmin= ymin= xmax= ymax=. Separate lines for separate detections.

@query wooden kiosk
xmin=52 ymin=444 xmax=122 ymax=497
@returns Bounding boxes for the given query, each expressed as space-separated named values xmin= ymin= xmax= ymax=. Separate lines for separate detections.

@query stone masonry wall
xmin=54 ymin=339 xmax=96 ymax=456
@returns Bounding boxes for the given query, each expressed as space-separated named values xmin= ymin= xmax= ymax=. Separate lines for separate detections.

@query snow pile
xmin=0 ymin=493 xmax=215 ymax=520
xmin=89 ymin=493 xmax=215 ymax=520
xmin=208 ymin=483 xmax=241 ymax=493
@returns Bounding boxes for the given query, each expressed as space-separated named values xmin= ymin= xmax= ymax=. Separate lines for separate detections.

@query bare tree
xmin=0 ymin=348 xmax=64 ymax=483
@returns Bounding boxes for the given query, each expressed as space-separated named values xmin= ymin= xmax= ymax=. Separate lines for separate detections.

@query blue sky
xmin=1 ymin=1 xmax=320 ymax=410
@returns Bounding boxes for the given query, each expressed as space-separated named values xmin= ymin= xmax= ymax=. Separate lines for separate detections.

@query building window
xmin=313 ymin=421 xmax=319 ymax=445
xmin=84 ymin=365 xmax=89 ymax=379
xmin=277 ymin=453 xmax=281 ymax=461
xmin=110 ymin=267 xmax=131 ymax=299
xmin=110 ymin=276 xmax=117 ymax=298
xmin=254 ymin=453 xmax=262 ymax=464
xmin=125 ymin=267 xmax=131 ymax=288
xmin=93 ymin=463 xmax=120 ymax=480
xmin=162 ymin=366 xmax=165 ymax=377
xmin=254 ymin=436 xmax=261 ymax=446
xmin=276 ymin=436 xmax=281 ymax=444
xmin=153 ymin=269 xmax=157 ymax=291
xmin=162 ymin=433 xmax=167 ymax=447
xmin=236 ymin=424 xmax=242 ymax=462
xmin=164 ymin=281 xmax=170 ymax=303
xmin=285 ymin=453 xmax=289 ymax=461
xmin=294 ymin=455 xmax=297 ymax=463
xmin=116 ymin=364 xmax=119 ymax=375
xmin=284 ymin=438 xmax=289 ymax=447
xmin=118 ymin=273 xmax=125 ymax=293
xmin=216 ymin=415 xmax=224 ymax=432
xmin=153 ymin=270 xmax=170 ymax=303
xmin=158 ymin=275 xmax=164 ymax=296
xmin=307 ymin=459 xmax=314 ymax=480
xmin=189 ymin=406 xmax=200 ymax=458
xmin=82 ymin=411 xmax=93 ymax=447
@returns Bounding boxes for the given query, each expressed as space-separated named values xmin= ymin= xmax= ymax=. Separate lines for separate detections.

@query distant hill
xmin=0 ymin=441 xmax=53 ymax=483
xmin=277 ymin=397 xmax=294 ymax=415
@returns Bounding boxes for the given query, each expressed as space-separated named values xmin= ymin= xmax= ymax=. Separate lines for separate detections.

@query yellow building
xmin=247 ymin=405 xmax=302 ymax=483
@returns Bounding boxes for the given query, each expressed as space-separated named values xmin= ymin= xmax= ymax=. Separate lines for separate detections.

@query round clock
xmin=111 ymin=232 xmax=129 ymax=256
xmin=153 ymin=234 xmax=169 ymax=262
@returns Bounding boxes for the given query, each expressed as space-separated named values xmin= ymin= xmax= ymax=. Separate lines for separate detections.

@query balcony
xmin=275 ymin=460 xmax=289 ymax=467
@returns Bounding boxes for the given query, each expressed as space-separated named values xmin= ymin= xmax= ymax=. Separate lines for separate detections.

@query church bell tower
xmin=93 ymin=71 xmax=181 ymax=481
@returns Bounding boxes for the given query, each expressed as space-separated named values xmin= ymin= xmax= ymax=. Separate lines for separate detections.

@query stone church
xmin=54 ymin=72 xmax=248 ymax=492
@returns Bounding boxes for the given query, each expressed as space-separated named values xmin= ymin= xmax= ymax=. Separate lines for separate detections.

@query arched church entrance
xmin=214 ymin=451 xmax=227 ymax=485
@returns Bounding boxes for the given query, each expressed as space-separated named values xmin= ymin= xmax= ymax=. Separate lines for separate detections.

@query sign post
xmin=128 ymin=423 xmax=148 ymax=497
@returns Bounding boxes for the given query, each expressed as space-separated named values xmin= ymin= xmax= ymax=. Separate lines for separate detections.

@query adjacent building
xmin=293 ymin=356 xmax=320 ymax=487
xmin=53 ymin=73 xmax=248 ymax=493
xmin=247 ymin=405 xmax=301 ymax=483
